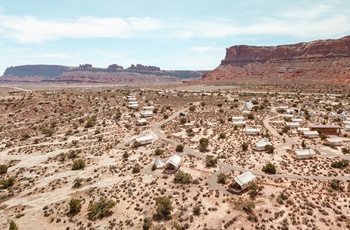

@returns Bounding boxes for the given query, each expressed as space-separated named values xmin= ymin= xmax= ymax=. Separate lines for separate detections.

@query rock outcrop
xmin=203 ymin=35 xmax=350 ymax=85
xmin=0 ymin=64 xmax=207 ymax=83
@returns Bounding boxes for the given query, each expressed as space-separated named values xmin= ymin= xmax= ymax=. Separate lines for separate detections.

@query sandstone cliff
xmin=203 ymin=35 xmax=350 ymax=85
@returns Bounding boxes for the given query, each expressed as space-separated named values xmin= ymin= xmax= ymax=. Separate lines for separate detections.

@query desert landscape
xmin=0 ymin=82 xmax=349 ymax=230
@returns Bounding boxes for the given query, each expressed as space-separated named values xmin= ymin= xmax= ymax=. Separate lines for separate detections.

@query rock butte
xmin=202 ymin=35 xmax=350 ymax=85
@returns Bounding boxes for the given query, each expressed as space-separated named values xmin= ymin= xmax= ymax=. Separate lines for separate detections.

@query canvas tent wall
xmin=244 ymin=127 xmax=261 ymax=135
xmin=154 ymin=158 xmax=165 ymax=169
xmin=254 ymin=138 xmax=272 ymax=151
xmin=165 ymin=155 xmax=182 ymax=170
xmin=293 ymin=149 xmax=316 ymax=159
xmin=241 ymin=101 xmax=254 ymax=111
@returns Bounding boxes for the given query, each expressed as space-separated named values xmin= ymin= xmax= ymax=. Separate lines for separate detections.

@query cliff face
xmin=203 ymin=36 xmax=350 ymax=85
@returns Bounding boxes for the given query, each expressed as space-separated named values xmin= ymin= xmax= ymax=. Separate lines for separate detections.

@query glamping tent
xmin=154 ymin=158 xmax=165 ymax=169
xmin=140 ymin=110 xmax=153 ymax=117
xmin=136 ymin=119 xmax=148 ymax=126
xmin=286 ymin=122 xmax=300 ymax=128
xmin=232 ymin=171 xmax=256 ymax=191
xmin=326 ymin=137 xmax=343 ymax=146
xmin=293 ymin=149 xmax=316 ymax=159
xmin=134 ymin=135 xmax=154 ymax=146
xmin=254 ymin=138 xmax=272 ymax=151
xmin=303 ymin=130 xmax=319 ymax=138
xmin=244 ymin=127 xmax=261 ymax=135
xmin=241 ymin=101 xmax=254 ymax=111
xmin=164 ymin=154 xmax=182 ymax=171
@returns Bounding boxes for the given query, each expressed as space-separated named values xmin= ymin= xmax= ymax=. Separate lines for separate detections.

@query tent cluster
xmin=154 ymin=155 xmax=182 ymax=171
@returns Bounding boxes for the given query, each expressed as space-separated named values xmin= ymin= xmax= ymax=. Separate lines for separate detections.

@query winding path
xmin=143 ymin=106 xmax=350 ymax=194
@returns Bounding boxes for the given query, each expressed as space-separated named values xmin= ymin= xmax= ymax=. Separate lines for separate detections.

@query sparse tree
xmin=175 ymin=144 xmax=184 ymax=152
xmin=88 ymin=199 xmax=116 ymax=220
xmin=199 ymin=138 xmax=209 ymax=152
xmin=217 ymin=173 xmax=227 ymax=184
xmin=154 ymin=196 xmax=173 ymax=218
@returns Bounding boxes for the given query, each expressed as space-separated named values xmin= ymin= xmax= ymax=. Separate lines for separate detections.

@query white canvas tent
xmin=233 ymin=120 xmax=246 ymax=126
xmin=254 ymin=138 xmax=272 ymax=151
xmin=140 ymin=110 xmax=153 ymax=117
xmin=286 ymin=122 xmax=300 ymax=128
xmin=165 ymin=154 xmax=182 ymax=170
xmin=136 ymin=119 xmax=148 ymax=126
xmin=326 ymin=137 xmax=343 ymax=146
xmin=244 ymin=127 xmax=261 ymax=135
xmin=134 ymin=135 xmax=154 ymax=146
xmin=234 ymin=171 xmax=256 ymax=190
xmin=241 ymin=101 xmax=254 ymax=111
xmin=303 ymin=130 xmax=319 ymax=138
xmin=154 ymin=158 xmax=165 ymax=169
xmin=293 ymin=149 xmax=316 ymax=159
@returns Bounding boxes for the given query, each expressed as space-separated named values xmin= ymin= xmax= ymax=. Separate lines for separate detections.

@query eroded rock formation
xmin=203 ymin=35 xmax=350 ymax=85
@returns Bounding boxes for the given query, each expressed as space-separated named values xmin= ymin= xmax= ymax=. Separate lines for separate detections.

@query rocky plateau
xmin=202 ymin=35 xmax=350 ymax=85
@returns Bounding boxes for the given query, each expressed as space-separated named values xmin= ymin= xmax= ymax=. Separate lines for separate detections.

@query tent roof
xmin=165 ymin=155 xmax=182 ymax=169
xmin=255 ymin=138 xmax=271 ymax=147
xmin=295 ymin=149 xmax=316 ymax=156
xmin=326 ymin=137 xmax=343 ymax=143
xmin=136 ymin=135 xmax=154 ymax=142
xmin=234 ymin=171 xmax=256 ymax=187
xmin=154 ymin=158 xmax=165 ymax=168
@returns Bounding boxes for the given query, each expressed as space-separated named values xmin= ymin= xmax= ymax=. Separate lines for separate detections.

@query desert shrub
xmin=0 ymin=177 xmax=15 ymax=189
xmin=72 ymin=178 xmax=84 ymax=188
xmin=132 ymin=164 xmax=141 ymax=174
xmin=248 ymin=182 xmax=263 ymax=199
xmin=189 ymin=105 xmax=196 ymax=112
xmin=143 ymin=217 xmax=153 ymax=230
xmin=233 ymin=197 xmax=255 ymax=213
xmin=174 ymin=170 xmax=192 ymax=184
xmin=217 ymin=173 xmax=227 ymax=184
xmin=155 ymin=148 xmax=164 ymax=155
xmin=0 ymin=164 xmax=8 ymax=174
xmin=180 ymin=118 xmax=187 ymax=124
xmin=205 ymin=155 xmax=217 ymax=168
xmin=175 ymin=144 xmax=184 ymax=152
xmin=69 ymin=198 xmax=82 ymax=214
xmin=265 ymin=145 xmax=274 ymax=153
xmin=88 ymin=199 xmax=116 ymax=220
xmin=40 ymin=126 xmax=54 ymax=137
xmin=329 ymin=179 xmax=344 ymax=191
xmin=85 ymin=118 xmax=96 ymax=128
xmin=341 ymin=147 xmax=350 ymax=154
xmin=247 ymin=114 xmax=254 ymax=120
xmin=173 ymin=221 xmax=185 ymax=230
xmin=154 ymin=196 xmax=173 ymax=218
xmin=218 ymin=133 xmax=226 ymax=139
xmin=319 ymin=133 xmax=328 ymax=140
xmin=9 ymin=220 xmax=18 ymax=230
xmin=262 ymin=162 xmax=276 ymax=174
xmin=192 ymin=204 xmax=201 ymax=216
xmin=151 ymin=164 xmax=157 ymax=171
xmin=72 ymin=159 xmax=85 ymax=170
xmin=331 ymin=159 xmax=349 ymax=169
xmin=241 ymin=142 xmax=249 ymax=151
xmin=199 ymin=138 xmax=209 ymax=152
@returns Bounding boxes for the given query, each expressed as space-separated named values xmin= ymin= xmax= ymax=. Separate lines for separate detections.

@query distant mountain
xmin=0 ymin=64 xmax=208 ymax=83
xmin=202 ymin=35 xmax=350 ymax=85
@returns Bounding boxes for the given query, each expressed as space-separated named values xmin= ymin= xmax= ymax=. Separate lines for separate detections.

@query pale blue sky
xmin=0 ymin=0 xmax=349 ymax=73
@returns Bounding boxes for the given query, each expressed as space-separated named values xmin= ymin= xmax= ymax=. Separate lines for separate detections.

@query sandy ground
xmin=0 ymin=82 xmax=349 ymax=229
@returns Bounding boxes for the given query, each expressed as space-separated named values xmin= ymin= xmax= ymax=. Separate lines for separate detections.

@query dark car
xmin=179 ymin=112 xmax=186 ymax=116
